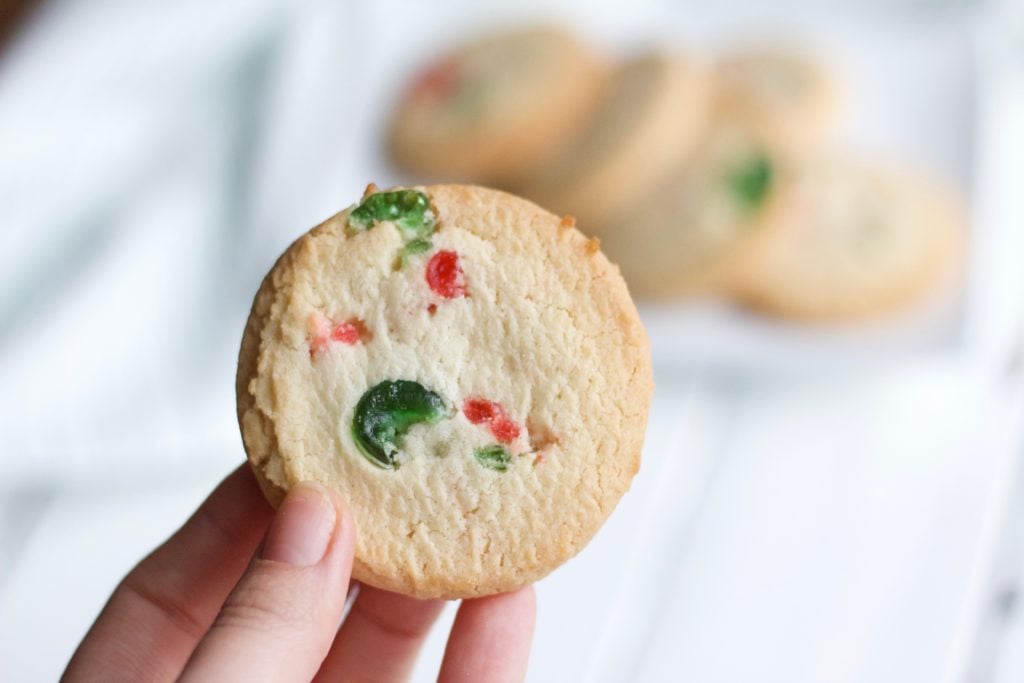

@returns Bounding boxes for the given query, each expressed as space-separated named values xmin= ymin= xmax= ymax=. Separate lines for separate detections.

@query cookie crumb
xmin=559 ymin=215 xmax=576 ymax=230
xmin=586 ymin=237 xmax=601 ymax=255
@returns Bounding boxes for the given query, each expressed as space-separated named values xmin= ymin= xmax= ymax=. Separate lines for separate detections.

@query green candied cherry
xmin=397 ymin=236 xmax=433 ymax=268
xmin=352 ymin=380 xmax=449 ymax=469
xmin=727 ymin=154 xmax=773 ymax=211
xmin=474 ymin=444 xmax=512 ymax=472
xmin=348 ymin=189 xmax=436 ymax=242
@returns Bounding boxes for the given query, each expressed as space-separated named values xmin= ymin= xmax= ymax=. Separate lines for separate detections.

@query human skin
xmin=64 ymin=465 xmax=536 ymax=682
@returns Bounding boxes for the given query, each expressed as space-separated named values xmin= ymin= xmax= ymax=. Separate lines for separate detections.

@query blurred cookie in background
xmin=518 ymin=52 xmax=711 ymax=231
xmin=715 ymin=45 xmax=840 ymax=157
xmin=734 ymin=156 xmax=963 ymax=321
xmin=387 ymin=25 xmax=607 ymax=183
xmin=591 ymin=123 xmax=795 ymax=299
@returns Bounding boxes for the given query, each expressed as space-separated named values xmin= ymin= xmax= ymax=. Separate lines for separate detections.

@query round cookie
xmin=590 ymin=122 xmax=795 ymax=299
xmin=387 ymin=26 xmax=606 ymax=183
xmin=236 ymin=184 xmax=653 ymax=599
xmin=518 ymin=52 xmax=712 ymax=231
xmin=735 ymin=157 xmax=963 ymax=321
xmin=715 ymin=45 xmax=840 ymax=156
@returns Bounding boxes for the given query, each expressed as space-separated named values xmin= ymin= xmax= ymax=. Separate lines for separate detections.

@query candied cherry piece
xmin=426 ymin=250 xmax=467 ymax=299
xmin=491 ymin=418 xmax=521 ymax=443
xmin=349 ymin=189 xmax=435 ymax=239
xmin=463 ymin=398 xmax=520 ymax=444
xmin=352 ymin=380 xmax=449 ymax=470
xmin=308 ymin=313 xmax=366 ymax=357
xmin=331 ymin=322 xmax=360 ymax=345
xmin=728 ymin=153 xmax=773 ymax=211
xmin=411 ymin=57 xmax=460 ymax=102
xmin=474 ymin=444 xmax=512 ymax=472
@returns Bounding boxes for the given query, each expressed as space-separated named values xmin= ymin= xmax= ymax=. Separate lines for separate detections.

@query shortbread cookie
xmin=519 ymin=52 xmax=711 ymax=231
xmin=236 ymin=184 xmax=653 ymax=599
xmin=590 ymin=123 xmax=794 ymax=299
xmin=715 ymin=45 xmax=839 ymax=155
xmin=736 ymin=157 xmax=963 ymax=320
xmin=387 ymin=26 xmax=606 ymax=183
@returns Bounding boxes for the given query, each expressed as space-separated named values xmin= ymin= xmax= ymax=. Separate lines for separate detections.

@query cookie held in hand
xmin=236 ymin=184 xmax=653 ymax=598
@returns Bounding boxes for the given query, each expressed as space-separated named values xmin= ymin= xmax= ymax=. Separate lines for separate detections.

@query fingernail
xmin=261 ymin=482 xmax=337 ymax=566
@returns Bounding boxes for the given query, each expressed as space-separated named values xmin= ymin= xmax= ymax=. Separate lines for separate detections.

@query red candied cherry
xmin=411 ymin=58 xmax=460 ymax=102
xmin=331 ymin=321 xmax=360 ymax=345
xmin=463 ymin=397 xmax=521 ymax=444
xmin=308 ymin=313 xmax=367 ymax=357
xmin=426 ymin=250 xmax=467 ymax=299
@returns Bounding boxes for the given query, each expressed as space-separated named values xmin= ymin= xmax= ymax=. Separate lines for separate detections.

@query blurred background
xmin=3 ymin=0 xmax=1024 ymax=680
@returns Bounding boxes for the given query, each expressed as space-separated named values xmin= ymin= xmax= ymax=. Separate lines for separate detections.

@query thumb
xmin=179 ymin=481 xmax=355 ymax=683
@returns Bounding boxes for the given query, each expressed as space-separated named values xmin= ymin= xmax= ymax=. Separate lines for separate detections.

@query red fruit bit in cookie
xmin=308 ymin=313 xmax=367 ymax=357
xmin=412 ymin=58 xmax=459 ymax=102
xmin=331 ymin=322 xmax=360 ymax=345
xmin=426 ymin=250 xmax=467 ymax=299
xmin=463 ymin=398 xmax=521 ymax=444
xmin=491 ymin=417 xmax=521 ymax=443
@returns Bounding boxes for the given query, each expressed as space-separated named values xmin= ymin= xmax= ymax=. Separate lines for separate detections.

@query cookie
xmin=589 ymin=122 xmax=795 ymax=299
xmin=236 ymin=184 xmax=653 ymax=599
xmin=518 ymin=52 xmax=712 ymax=231
xmin=734 ymin=157 xmax=963 ymax=320
xmin=715 ymin=45 xmax=840 ymax=156
xmin=387 ymin=26 xmax=607 ymax=183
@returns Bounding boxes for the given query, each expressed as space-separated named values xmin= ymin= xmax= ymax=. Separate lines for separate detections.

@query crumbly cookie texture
xmin=387 ymin=26 xmax=607 ymax=183
xmin=591 ymin=123 xmax=795 ymax=299
xmin=236 ymin=184 xmax=653 ymax=599
xmin=715 ymin=45 xmax=840 ymax=157
xmin=734 ymin=157 xmax=963 ymax=320
xmin=519 ymin=52 xmax=712 ymax=231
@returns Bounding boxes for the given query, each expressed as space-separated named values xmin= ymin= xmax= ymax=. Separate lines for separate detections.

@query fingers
xmin=64 ymin=465 xmax=274 ymax=682
xmin=179 ymin=483 xmax=355 ymax=683
xmin=315 ymin=585 xmax=445 ymax=682
xmin=438 ymin=586 xmax=536 ymax=683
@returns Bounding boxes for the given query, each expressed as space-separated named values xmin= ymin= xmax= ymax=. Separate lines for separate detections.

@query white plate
xmin=315 ymin=5 xmax=986 ymax=376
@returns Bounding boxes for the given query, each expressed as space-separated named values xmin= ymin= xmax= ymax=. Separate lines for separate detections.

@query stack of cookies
xmin=387 ymin=25 xmax=965 ymax=322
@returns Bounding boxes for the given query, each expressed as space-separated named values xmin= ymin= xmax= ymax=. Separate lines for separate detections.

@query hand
xmin=64 ymin=465 xmax=536 ymax=682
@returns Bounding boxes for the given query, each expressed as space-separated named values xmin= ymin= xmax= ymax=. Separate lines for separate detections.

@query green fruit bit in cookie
xmin=398 ymin=237 xmax=433 ymax=266
xmin=403 ymin=237 xmax=432 ymax=255
xmin=349 ymin=189 xmax=436 ymax=240
xmin=728 ymin=154 xmax=773 ymax=211
xmin=474 ymin=444 xmax=512 ymax=472
xmin=352 ymin=380 xmax=448 ymax=470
